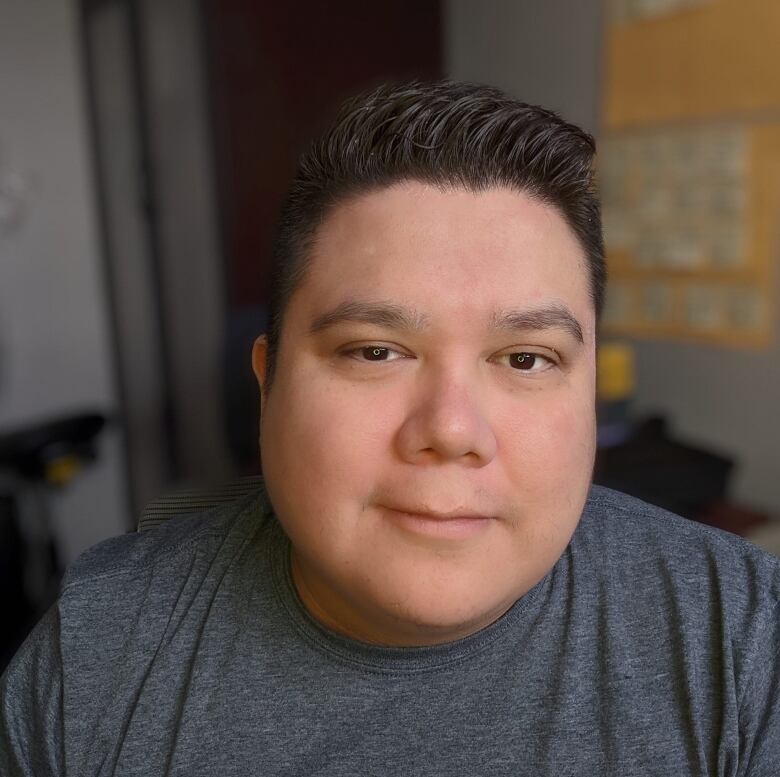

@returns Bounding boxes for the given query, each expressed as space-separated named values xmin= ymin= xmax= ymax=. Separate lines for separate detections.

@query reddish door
xmin=205 ymin=0 xmax=443 ymax=305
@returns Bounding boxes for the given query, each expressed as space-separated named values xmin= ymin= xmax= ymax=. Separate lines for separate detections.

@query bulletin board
xmin=599 ymin=0 xmax=780 ymax=347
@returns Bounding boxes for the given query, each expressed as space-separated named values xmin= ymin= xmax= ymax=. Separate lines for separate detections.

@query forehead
xmin=290 ymin=182 xmax=593 ymax=335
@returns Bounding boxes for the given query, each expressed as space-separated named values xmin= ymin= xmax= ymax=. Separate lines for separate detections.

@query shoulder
xmin=48 ymin=488 xmax=278 ymax=713
xmin=60 ymin=487 xmax=273 ymax=602
xmin=578 ymin=485 xmax=780 ymax=647
xmin=583 ymin=485 xmax=780 ymax=576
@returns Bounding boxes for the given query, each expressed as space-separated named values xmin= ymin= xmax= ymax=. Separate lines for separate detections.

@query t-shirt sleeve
xmin=739 ymin=598 xmax=780 ymax=776
xmin=0 ymin=607 xmax=64 ymax=777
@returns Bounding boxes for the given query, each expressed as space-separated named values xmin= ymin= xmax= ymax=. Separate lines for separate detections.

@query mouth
xmin=380 ymin=505 xmax=494 ymax=541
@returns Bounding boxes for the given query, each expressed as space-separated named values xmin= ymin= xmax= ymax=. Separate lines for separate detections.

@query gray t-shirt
xmin=2 ymin=485 xmax=779 ymax=776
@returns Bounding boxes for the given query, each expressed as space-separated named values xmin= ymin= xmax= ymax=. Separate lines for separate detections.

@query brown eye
xmin=509 ymin=353 xmax=538 ymax=370
xmin=361 ymin=346 xmax=390 ymax=361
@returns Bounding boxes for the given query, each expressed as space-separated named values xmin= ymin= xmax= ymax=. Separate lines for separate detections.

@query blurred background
xmin=2 ymin=0 xmax=780 ymax=666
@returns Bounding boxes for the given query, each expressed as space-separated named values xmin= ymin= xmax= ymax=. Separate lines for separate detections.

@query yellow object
xmin=598 ymin=342 xmax=635 ymax=402
xmin=46 ymin=455 xmax=84 ymax=486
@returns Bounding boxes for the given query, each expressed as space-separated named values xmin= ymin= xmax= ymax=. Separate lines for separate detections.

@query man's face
xmin=254 ymin=182 xmax=597 ymax=646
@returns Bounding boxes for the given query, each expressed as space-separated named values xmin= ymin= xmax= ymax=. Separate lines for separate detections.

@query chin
xmin=371 ymin=583 xmax=517 ymax=643
xmin=382 ymin=607 xmax=504 ymax=646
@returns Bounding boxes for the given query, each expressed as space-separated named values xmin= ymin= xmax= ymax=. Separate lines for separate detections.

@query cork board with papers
xmin=600 ymin=0 xmax=780 ymax=347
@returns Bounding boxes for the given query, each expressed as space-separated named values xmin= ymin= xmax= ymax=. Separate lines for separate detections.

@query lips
xmin=380 ymin=504 xmax=494 ymax=540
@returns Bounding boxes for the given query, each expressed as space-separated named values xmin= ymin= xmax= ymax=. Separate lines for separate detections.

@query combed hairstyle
xmin=265 ymin=79 xmax=605 ymax=389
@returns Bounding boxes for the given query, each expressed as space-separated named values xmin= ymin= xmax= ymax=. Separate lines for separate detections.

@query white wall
xmin=447 ymin=0 xmax=780 ymax=513
xmin=0 ymin=0 xmax=130 ymax=563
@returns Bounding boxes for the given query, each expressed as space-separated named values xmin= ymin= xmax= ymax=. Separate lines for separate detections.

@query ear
xmin=252 ymin=335 xmax=269 ymax=400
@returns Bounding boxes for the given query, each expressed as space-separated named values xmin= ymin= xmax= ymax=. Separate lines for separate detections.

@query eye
xmin=497 ymin=351 xmax=555 ymax=373
xmin=344 ymin=345 xmax=405 ymax=363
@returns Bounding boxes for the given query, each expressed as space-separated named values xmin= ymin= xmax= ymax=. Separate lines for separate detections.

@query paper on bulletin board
xmin=608 ymin=0 xmax=714 ymax=25
xmin=598 ymin=123 xmax=777 ymax=346
xmin=599 ymin=126 xmax=749 ymax=272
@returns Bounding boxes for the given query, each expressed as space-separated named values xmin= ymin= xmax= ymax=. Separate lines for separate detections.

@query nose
xmin=394 ymin=370 xmax=497 ymax=467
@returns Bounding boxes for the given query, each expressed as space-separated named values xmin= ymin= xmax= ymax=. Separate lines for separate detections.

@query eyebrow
xmin=491 ymin=304 xmax=584 ymax=343
xmin=309 ymin=300 xmax=429 ymax=334
xmin=308 ymin=299 xmax=584 ymax=343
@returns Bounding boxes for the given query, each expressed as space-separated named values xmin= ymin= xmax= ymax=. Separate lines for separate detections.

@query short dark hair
xmin=265 ymin=79 xmax=605 ymax=388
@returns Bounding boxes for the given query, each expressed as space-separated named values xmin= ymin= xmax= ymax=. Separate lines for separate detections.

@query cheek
xmin=492 ymin=395 xmax=594 ymax=555
xmin=497 ymin=388 xmax=595 ymax=487
xmin=262 ymin=369 xmax=397 ymax=497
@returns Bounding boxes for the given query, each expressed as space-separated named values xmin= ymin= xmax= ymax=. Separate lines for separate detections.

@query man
xmin=2 ymin=80 xmax=779 ymax=775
